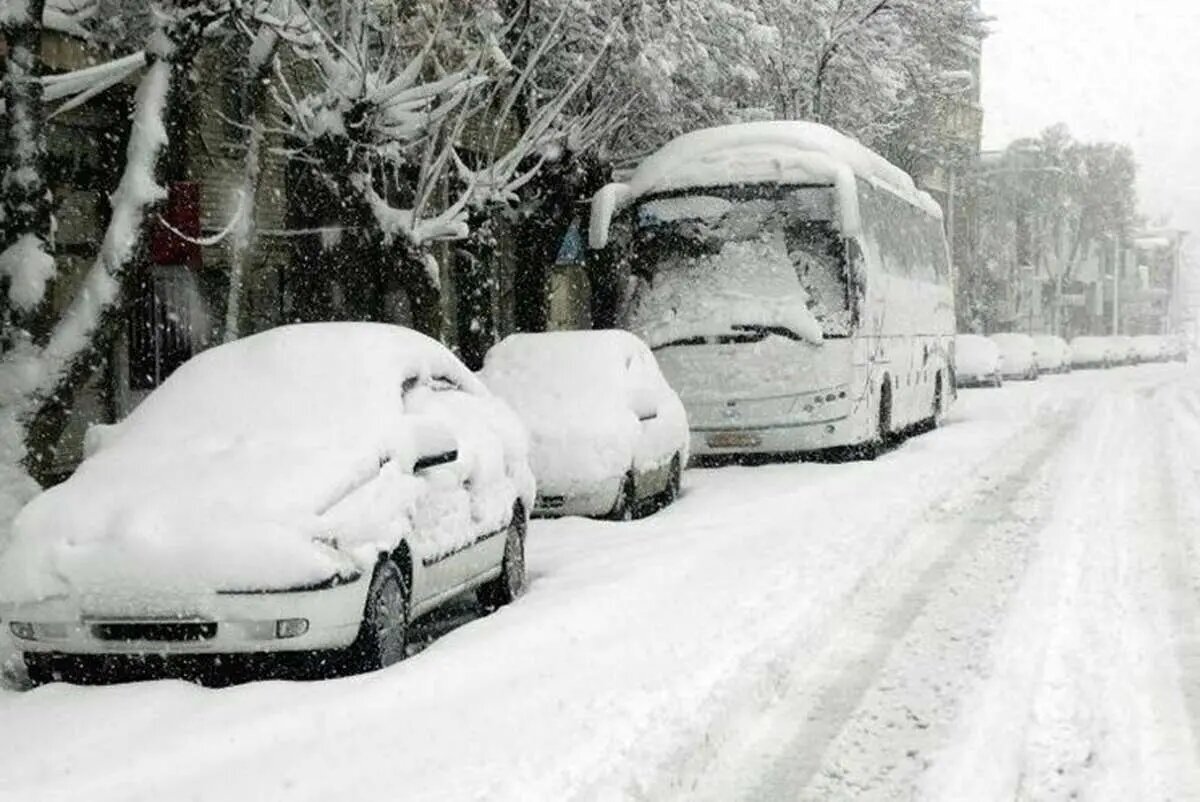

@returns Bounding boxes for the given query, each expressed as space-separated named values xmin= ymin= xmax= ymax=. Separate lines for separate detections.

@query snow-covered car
xmin=1032 ymin=335 xmax=1071 ymax=374
xmin=0 ymin=323 xmax=535 ymax=684
xmin=1132 ymin=335 xmax=1168 ymax=363
xmin=1167 ymin=334 xmax=1190 ymax=362
xmin=480 ymin=330 xmax=689 ymax=520
xmin=989 ymin=333 xmax=1039 ymax=380
xmin=954 ymin=334 xmax=1003 ymax=388
xmin=1069 ymin=336 xmax=1113 ymax=369
xmin=1108 ymin=335 xmax=1138 ymax=365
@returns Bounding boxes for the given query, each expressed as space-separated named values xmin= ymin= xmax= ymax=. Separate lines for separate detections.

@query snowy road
xmin=3 ymin=364 xmax=1200 ymax=802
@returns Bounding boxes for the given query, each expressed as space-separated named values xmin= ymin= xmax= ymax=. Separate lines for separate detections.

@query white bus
xmin=589 ymin=121 xmax=956 ymax=459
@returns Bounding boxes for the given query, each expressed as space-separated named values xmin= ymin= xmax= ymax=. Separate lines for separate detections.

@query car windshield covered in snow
xmin=626 ymin=185 xmax=850 ymax=348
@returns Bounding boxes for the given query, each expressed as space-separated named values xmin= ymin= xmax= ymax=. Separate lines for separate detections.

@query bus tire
xmin=877 ymin=379 xmax=893 ymax=445
xmin=858 ymin=379 xmax=892 ymax=461
xmin=930 ymin=373 xmax=945 ymax=429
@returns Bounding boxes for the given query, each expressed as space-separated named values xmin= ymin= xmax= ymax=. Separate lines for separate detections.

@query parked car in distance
xmin=954 ymin=334 xmax=1004 ymax=388
xmin=990 ymin=333 xmax=1039 ymax=380
xmin=1167 ymin=334 xmax=1191 ymax=362
xmin=1109 ymin=335 xmax=1138 ymax=365
xmin=0 ymin=323 xmax=535 ymax=685
xmin=1132 ymin=334 xmax=1169 ymax=363
xmin=1032 ymin=335 xmax=1071 ymax=374
xmin=1069 ymin=336 xmax=1114 ymax=369
xmin=481 ymin=330 xmax=689 ymax=520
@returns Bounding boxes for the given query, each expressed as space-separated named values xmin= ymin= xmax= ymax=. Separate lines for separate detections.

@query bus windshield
xmin=625 ymin=185 xmax=851 ymax=349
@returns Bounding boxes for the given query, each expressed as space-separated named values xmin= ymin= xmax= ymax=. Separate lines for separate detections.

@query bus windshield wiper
xmin=730 ymin=324 xmax=808 ymax=342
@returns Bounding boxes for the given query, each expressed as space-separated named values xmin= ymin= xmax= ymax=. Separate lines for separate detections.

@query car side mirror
xmin=631 ymin=385 xmax=659 ymax=422
xmin=411 ymin=419 xmax=458 ymax=473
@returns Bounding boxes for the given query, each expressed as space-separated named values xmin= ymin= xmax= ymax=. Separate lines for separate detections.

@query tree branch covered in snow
xmin=0 ymin=0 xmax=236 ymax=526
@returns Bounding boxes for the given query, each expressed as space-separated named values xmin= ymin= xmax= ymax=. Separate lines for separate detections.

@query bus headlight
xmin=9 ymin=621 xmax=36 ymax=641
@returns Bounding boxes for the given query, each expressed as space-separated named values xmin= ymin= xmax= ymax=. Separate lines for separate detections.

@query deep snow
xmin=2 ymin=363 xmax=1199 ymax=802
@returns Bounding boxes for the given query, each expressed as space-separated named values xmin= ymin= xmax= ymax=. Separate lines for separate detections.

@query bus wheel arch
xmin=932 ymin=371 xmax=946 ymax=428
xmin=877 ymin=375 xmax=893 ymax=440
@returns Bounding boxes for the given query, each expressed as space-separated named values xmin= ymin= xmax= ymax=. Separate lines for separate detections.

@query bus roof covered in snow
xmin=590 ymin=121 xmax=943 ymax=248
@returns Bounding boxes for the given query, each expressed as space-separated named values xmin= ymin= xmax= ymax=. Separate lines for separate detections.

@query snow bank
xmin=480 ymin=331 xmax=688 ymax=495
xmin=0 ymin=323 xmax=532 ymax=603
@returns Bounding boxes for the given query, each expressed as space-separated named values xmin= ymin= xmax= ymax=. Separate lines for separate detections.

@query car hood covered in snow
xmin=0 ymin=441 xmax=395 ymax=602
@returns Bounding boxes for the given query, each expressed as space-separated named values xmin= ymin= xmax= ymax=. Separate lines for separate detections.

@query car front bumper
xmin=5 ymin=576 xmax=369 ymax=657
xmin=533 ymin=477 xmax=623 ymax=519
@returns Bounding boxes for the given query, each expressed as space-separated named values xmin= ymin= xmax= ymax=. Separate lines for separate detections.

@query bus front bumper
xmin=691 ymin=417 xmax=856 ymax=457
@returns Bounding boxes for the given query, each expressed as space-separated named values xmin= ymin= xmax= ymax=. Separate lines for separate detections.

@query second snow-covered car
xmin=1069 ymin=336 xmax=1114 ymax=369
xmin=0 ymin=324 xmax=535 ymax=684
xmin=954 ymin=334 xmax=1003 ymax=387
xmin=1132 ymin=334 xmax=1168 ymax=363
xmin=1032 ymin=335 xmax=1071 ymax=374
xmin=990 ymin=333 xmax=1039 ymax=380
xmin=480 ymin=330 xmax=689 ymax=520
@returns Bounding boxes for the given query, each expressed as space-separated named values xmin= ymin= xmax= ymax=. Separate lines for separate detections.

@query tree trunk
xmin=223 ymin=30 xmax=279 ymax=342
xmin=0 ymin=0 xmax=52 ymax=341
xmin=19 ymin=3 xmax=213 ymax=482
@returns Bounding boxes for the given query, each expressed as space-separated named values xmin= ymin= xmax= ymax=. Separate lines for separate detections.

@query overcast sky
xmin=982 ymin=0 xmax=1200 ymax=235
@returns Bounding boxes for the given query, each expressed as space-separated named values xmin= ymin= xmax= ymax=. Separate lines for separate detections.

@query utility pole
xmin=1112 ymin=237 xmax=1122 ymax=335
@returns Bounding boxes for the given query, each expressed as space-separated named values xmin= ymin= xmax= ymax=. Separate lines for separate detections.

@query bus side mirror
xmin=589 ymin=183 xmax=633 ymax=250
xmin=845 ymin=238 xmax=867 ymax=324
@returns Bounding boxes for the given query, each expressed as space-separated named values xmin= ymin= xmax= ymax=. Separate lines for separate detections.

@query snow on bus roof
xmin=627 ymin=121 xmax=943 ymax=219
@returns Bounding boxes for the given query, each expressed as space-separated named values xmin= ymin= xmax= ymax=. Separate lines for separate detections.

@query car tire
xmin=872 ymin=380 xmax=893 ymax=456
xmin=479 ymin=503 xmax=527 ymax=608
xmin=610 ymin=473 xmax=637 ymax=521
xmin=659 ymin=454 xmax=683 ymax=510
xmin=345 ymin=559 xmax=409 ymax=673
xmin=23 ymin=653 xmax=59 ymax=687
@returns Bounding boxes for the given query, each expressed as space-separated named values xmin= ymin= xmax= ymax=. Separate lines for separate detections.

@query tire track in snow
xmin=920 ymin=375 xmax=1200 ymax=801
xmin=1153 ymin=381 xmax=1200 ymax=764
xmin=679 ymin=400 xmax=1084 ymax=802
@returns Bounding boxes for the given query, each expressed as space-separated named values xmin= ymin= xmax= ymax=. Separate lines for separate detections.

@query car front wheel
xmin=610 ymin=473 xmax=637 ymax=521
xmin=480 ymin=503 xmax=527 ymax=608
xmin=345 ymin=560 xmax=410 ymax=673
xmin=660 ymin=454 xmax=682 ymax=508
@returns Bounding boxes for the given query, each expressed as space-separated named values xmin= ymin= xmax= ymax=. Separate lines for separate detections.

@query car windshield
xmin=624 ymin=186 xmax=851 ymax=346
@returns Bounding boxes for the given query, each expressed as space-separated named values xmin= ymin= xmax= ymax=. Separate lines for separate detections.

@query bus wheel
xmin=931 ymin=374 xmax=945 ymax=429
xmin=859 ymin=380 xmax=892 ymax=460
xmin=877 ymin=380 xmax=893 ymax=444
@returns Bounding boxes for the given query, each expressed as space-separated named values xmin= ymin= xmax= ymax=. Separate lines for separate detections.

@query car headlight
xmin=9 ymin=621 xmax=36 ymax=641
xmin=275 ymin=619 xmax=310 ymax=639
